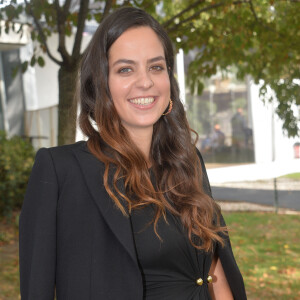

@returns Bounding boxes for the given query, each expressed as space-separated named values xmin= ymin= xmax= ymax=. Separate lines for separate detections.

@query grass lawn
xmin=224 ymin=212 xmax=300 ymax=300
xmin=0 ymin=215 xmax=19 ymax=300
xmin=0 ymin=212 xmax=299 ymax=299
xmin=280 ymin=173 xmax=300 ymax=180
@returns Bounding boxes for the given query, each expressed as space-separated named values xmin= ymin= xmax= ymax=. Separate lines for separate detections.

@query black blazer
xmin=19 ymin=141 xmax=247 ymax=300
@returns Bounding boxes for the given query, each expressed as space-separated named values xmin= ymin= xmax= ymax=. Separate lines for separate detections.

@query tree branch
xmin=63 ymin=0 xmax=72 ymax=16
xmin=72 ymin=0 xmax=90 ymax=59
xmin=247 ymin=0 xmax=297 ymax=46
xmin=166 ymin=1 xmax=227 ymax=33
xmin=54 ymin=0 xmax=71 ymax=64
xmin=162 ymin=0 xmax=205 ymax=29
xmin=249 ymin=0 xmax=259 ymax=22
xmin=24 ymin=0 xmax=62 ymax=66
xmin=120 ymin=0 xmax=131 ymax=7
xmin=166 ymin=0 xmax=251 ymax=33
xmin=102 ymin=0 xmax=113 ymax=20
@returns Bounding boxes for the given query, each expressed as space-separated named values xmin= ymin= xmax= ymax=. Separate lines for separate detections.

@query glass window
xmin=186 ymin=78 xmax=255 ymax=164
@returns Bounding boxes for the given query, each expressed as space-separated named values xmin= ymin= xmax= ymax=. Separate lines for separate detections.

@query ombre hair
xmin=78 ymin=7 xmax=225 ymax=251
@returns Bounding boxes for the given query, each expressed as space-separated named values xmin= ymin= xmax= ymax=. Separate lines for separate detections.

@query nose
xmin=135 ymin=69 xmax=154 ymax=89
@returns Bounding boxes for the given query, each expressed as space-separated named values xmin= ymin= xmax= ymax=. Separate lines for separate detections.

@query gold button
xmin=196 ymin=278 xmax=203 ymax=286
xmin=207 ymin=275 xmax=213 ymax=283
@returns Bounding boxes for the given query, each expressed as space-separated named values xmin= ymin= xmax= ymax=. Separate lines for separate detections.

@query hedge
xmin=0 ymin=131 xmax=35 ymax=218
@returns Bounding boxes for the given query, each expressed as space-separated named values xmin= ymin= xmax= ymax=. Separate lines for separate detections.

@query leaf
xmin=65 ymin=22 xmax=72 ymax=36
xmin=16 ymin=23 xmax=23 ymax=34
xmin=4 ymin=21 xmax=9 ymax=34
xmin=94 ymin=13 xmax=102 ymax=23
xmin=234 ymin=35 xmax=242 ymax=47
xmin=37 ymin=56 xmax=45 ymax=67
xmin=31 ymin=30 xmax=36 ymax=41
xmin=11 ymin=65 xmax=19 ymax=78
xmin=30 ymin=55 xmax=36 ymax=67
xmin=40 ymin=44 xmax=47 ymax=53
xmin=21 ymin=61 xmax=28 ymax=73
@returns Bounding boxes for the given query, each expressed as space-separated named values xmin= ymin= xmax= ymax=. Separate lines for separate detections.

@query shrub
xmin=0 ymin=131 xmax=35 ymax=218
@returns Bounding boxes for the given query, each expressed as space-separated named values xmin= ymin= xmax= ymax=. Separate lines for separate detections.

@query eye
xmin=150 ymin=65 xmax=164 ymax=72
xmin=118 ymin=67 xmax=132 ymax=74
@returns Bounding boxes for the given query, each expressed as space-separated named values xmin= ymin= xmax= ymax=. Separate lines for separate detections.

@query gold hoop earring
xmin=162 ymin=99 xmax=173 ymax=116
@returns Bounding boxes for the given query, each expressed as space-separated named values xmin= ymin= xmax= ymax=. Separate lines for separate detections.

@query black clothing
xmin=131 ymin=204 xmax=212 ymax=300
xmin=19 ymin=141 xmax=247 ymax=299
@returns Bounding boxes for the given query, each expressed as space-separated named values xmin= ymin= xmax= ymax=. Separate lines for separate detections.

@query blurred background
xmin=0 ymin=1 xmax=299 ymax=299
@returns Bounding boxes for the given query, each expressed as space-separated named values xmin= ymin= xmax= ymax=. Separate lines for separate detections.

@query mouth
xmin=128 ymin=97 xmax=155 ymax=106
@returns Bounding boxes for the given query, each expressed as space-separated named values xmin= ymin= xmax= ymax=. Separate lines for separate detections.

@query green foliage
xmin=37 ymin=56 xmax=45 ymax=67
xmin=0 ymin=0 xmax=299 ymax=142
xmin=0 ymin=131 xmax=35 ymax=218
xmin=168 ymin=0 xmax=300 ymax=137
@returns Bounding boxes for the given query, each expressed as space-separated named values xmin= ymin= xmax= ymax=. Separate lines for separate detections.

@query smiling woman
xmin=19 ymin=7 xmax=247 ymax=300
xmin=108 ymin=26 xmax=171 ymax=155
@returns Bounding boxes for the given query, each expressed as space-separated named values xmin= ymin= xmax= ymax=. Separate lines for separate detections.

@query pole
xmin=176 ymin=48 xmax=186 ymax=105
xmin=271 ymin=101 xmax=278 ymax=213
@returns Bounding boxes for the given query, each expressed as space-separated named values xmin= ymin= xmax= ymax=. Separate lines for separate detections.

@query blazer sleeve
xmin=19 ymin=148 xmax=58 ymax=300
xmin=196 ymin=148 xmax=247 ymax=300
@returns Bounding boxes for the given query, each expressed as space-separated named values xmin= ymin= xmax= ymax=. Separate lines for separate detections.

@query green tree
xmin=1 ymin=0 xmax=299 ymax=145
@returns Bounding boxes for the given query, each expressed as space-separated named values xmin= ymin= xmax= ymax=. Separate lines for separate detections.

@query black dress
xmin=131 ymin=204 xmax=213 ymax=300
xmin=130 ymin=151 xmax=247 ymax=300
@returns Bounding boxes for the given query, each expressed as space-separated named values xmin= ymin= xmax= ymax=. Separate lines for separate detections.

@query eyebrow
xmin=112 ymin=56 xmax=166 ymax=67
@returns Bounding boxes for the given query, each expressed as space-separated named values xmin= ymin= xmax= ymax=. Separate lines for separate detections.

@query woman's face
xmin=108 ymin=26 xmax=170 ymax=136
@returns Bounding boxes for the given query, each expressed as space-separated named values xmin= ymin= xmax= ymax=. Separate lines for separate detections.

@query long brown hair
xmin=78 ymin=7 xmax=225 ymax=251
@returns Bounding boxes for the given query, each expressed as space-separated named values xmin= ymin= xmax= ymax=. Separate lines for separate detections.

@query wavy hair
xmin=78 ymin=7 xmax=225 ymax=251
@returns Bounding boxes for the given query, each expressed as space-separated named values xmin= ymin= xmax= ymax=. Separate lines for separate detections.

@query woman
xmin=19 ymin=7 xmax=247 ymax=300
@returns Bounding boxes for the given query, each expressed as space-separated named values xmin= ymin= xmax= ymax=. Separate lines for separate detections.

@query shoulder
xmin=35 ymin=141 xmax=86 ymax=164
xmin=46 ymin=140 xmax=87 ymax=157
xmin=33 ymin=141 xmax=92 ymax=182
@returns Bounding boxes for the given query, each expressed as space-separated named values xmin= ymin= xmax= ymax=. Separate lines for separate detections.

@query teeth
xmin=129 ymin=97 xmax=155 ymax=105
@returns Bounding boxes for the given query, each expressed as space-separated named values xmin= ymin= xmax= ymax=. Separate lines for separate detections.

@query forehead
xmin=108 ymin=26 xmax=165 ymax=61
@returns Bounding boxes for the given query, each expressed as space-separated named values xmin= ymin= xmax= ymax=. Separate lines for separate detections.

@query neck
xmin=126 ymin=127 xmax=153 ymax=164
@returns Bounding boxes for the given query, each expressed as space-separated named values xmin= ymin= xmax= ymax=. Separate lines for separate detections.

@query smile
xmin=129 ymin=97 xmax=155 ymax=105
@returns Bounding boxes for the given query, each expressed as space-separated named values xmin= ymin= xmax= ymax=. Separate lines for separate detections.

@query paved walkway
xmin=206 ymin=159 xmax=300 ymax=211
xmin=212 ymin=185 xmax=300 ymax=211
xmin=211 ymin=178 xmax=300 ymax=191
xmin=217 ymin=201 xmax=300 ymax=215
xmin=206 ymin=159 xmax=300 ymax=184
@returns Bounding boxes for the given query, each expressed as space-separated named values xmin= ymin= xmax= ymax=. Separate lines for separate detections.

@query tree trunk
xmin=57 ymin=65 xmax=78 ymax=146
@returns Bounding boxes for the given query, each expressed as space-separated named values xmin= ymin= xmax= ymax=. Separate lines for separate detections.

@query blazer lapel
xmin=72 ymin=143 xmax=138 ymax=266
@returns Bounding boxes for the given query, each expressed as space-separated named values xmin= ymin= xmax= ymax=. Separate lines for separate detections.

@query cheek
xmin=108 ymin=76 xmax=132 ymax=100
xmin=160 ymin=76 xmax=171 ymax=97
